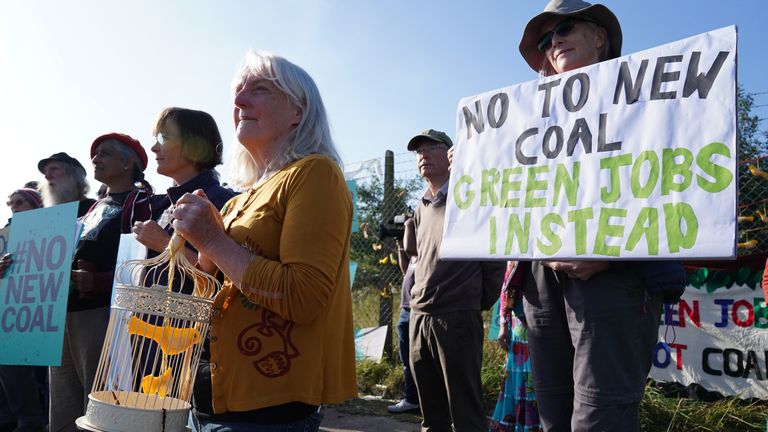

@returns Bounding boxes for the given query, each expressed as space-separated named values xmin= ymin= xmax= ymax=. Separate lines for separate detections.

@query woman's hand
xmin=0 ymin=254 xmax=12 ymax=279
xmin=72 ymin=260 xmax=100 ymax=299
xmin=174 ymin=190 xmax=252 ymax=288
xmin=543 ymin=260 xmax=610 ymax=280
xmin=71 ymin=269 xmax=97 ymax=298
xmin=172 ymin=190 xmax=227 ymax=254
xmin=132 ymin=220 xmax=171 ymax=253
xmin=497 ymin=322 xmax=510 ymax=352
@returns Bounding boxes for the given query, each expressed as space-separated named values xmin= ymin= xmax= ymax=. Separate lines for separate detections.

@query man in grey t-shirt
xmin=407 ymin=129 xmax=505 ymax=431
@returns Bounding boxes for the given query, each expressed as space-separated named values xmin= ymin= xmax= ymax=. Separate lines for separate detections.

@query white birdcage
xmin=76 ymin=235 xmax=220 ymax=432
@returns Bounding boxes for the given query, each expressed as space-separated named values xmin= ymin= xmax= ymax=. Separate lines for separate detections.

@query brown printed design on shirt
xmin=237 ymin=308 xmax=299 ymax=378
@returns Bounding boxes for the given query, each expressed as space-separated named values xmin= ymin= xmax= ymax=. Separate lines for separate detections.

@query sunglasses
xmin=537 ymin=17 xmax=594 ymax=52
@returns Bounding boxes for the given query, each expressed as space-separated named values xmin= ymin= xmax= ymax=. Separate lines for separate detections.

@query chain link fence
xmin=348 ymin=150 xmax=419 ymax=363
xmin=347 ymin=150 xmax=768 ymax=362
xmin=738 ymin=155 xmax=768 ymax=255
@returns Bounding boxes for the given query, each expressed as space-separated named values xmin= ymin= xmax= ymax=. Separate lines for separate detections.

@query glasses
xmin=154 ymin=133 xmax=178 ymax=146
xmin=413 ymin=143 xmax=448 ymax=155
xmin=537 ymin=17 xmax=594 ymax=52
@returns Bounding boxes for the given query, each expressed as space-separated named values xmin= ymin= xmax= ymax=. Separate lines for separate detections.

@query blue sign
xmin=487 ymin=297 xmax=501 ymax=340
xmin=349 ymin=260 xmax=358 ymax=289
xmin=346 ymin=180 xmax=359 ymax=233
xmin=0 ymin=202 xmax=79 ymax=365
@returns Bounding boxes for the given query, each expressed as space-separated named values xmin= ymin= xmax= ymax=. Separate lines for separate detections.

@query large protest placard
xmin=650 ymin=283 xmax=768 ymax=399
xmin=0 ymin=202 xmax=79 ymax=365
xmin=442 ymin=26 xmax=737 ymax=260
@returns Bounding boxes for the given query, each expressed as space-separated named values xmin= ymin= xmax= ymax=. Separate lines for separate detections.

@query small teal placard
xmin=0 ymin=202 xmax=79 ymax=365
xmin=487 ymin=297 xmax=501 ymax=340
xmin=349 ymin=261 xmax=358 ymax=289
xmin=346 ymin=180 xmax=358 ymax=233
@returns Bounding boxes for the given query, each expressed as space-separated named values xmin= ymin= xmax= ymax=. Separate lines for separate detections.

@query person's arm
xmin=133 ymin=219 xmax=197 ymax=263
xmin=133 ymin=219 xmax=172 ymax=253
xmin=762 ymin=258 xmax=768 ymax=302
xmin=395 ymin=240 xmax=408 ymax=275
xmin=0 ymin=254 xmax=11 ymax=279
xmin=172 ymin=191 xmax=249 ymax=286
xmin=174 ymin=160 xmax=350 ymax=324
xmin=496 ymin=261 xmax=513 ymax=351
xmin=234 ymin=161 xmax=351 ymax=323
xmin=71 ymin=260 xmax=114 ymax=299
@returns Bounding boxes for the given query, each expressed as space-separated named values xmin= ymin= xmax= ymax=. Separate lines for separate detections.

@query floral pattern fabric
xmin=488 ymin=262 xmax=541 ymax=432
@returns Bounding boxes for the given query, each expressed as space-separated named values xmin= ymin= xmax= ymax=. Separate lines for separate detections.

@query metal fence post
xmin=379 ymin=150 xmax=395 ymax=363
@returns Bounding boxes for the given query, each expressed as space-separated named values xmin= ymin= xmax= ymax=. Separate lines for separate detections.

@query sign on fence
xmin=650 ymin=283 xmax=768 ymax=399
xmin=442 ymin=26 xmax=737 ymax=260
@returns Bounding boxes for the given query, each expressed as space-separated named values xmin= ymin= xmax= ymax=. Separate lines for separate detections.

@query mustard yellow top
xmin=208 ymin=155 xmax=357 ymax=413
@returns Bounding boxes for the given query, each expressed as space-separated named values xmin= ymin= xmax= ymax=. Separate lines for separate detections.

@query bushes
xmin=356 ymin=357 xmax=768 ymax=431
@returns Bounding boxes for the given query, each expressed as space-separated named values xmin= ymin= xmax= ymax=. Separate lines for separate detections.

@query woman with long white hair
xmin=173 ymin=51 xmax=356 ymax=431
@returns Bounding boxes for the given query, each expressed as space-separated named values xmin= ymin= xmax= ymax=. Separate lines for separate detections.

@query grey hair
xmin=39 ymin=161 xmax=89 ymax=206
xmin=102 ymin=139 xmax=153 ymax=192
xmin=64 ymin=161 xmax=90 ymax=199
xmin=228 ymin=51 xmax=342 ymax=189
xmin=107 ymin=139 xmax=142 ymax=168
xmin=70 ymin=163 xmax=90 ymax=199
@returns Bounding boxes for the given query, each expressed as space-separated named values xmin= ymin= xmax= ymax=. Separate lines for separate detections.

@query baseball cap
xmin=406 ymin=129 xmax=454 ymax=151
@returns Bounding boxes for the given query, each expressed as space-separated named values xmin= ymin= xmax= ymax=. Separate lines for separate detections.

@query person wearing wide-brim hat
xmin=508 ymin=1 xmax=683 ymax=431
xmin=519 ymin=0 xmax=622 ymax=76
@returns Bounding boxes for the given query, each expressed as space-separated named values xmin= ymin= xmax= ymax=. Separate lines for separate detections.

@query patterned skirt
xmin=487 ymin=316 xmax=541 ymax=432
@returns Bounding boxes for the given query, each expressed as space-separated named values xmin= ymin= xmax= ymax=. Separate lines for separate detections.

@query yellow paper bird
xmin=749 ymin=165 xmax=768 ymax=180
xmin=127 ymin=316 xmax=202 ymax=355
xmin=738 ymin=239 xmax=758 ymax=250
xmin=140 ymin=367 xmax=172 ymax=397
xmin=757 ymin=210 xmax=768 ymax=223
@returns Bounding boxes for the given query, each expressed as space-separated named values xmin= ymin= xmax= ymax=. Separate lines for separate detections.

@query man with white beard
xmin=37 ymin=152 xmax=95 ymax=216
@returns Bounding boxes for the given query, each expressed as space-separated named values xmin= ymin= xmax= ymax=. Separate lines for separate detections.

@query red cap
xmin=90 ymin=132 xmax=148 ymax=171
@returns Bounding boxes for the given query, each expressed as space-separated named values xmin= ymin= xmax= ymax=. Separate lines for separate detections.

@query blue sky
xmin=1 ymin=1 xmax=766 ymax=222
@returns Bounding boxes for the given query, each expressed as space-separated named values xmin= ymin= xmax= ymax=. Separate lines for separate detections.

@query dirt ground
xmin=320 ymin=398 xmax=421 ymax=432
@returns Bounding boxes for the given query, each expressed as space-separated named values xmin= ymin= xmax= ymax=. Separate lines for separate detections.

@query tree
xmin=350 ymin=174 xmax=421 ymax=292
xmin=738 ymin=85 xmax=768 ymax=159
xmin=736 ymin=86 xmax=768 ymax=256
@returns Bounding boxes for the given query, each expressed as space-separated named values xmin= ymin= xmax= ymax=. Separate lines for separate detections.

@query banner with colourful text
xmin=0 ymin=202 xmax=79 ymax=365
xmin=442 ymin=26 xmax=737 ymax=260
xmin=650 ymin=283 xmax=768 ymax=399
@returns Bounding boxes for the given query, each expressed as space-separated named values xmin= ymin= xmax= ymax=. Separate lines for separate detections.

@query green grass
xmin=356 ymin=357 xmax=768 ymax=431
xmin=640 ymin=383 xmax=767 ymax=432
xmin=352 ymin=294 xmax=768 ymax=431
